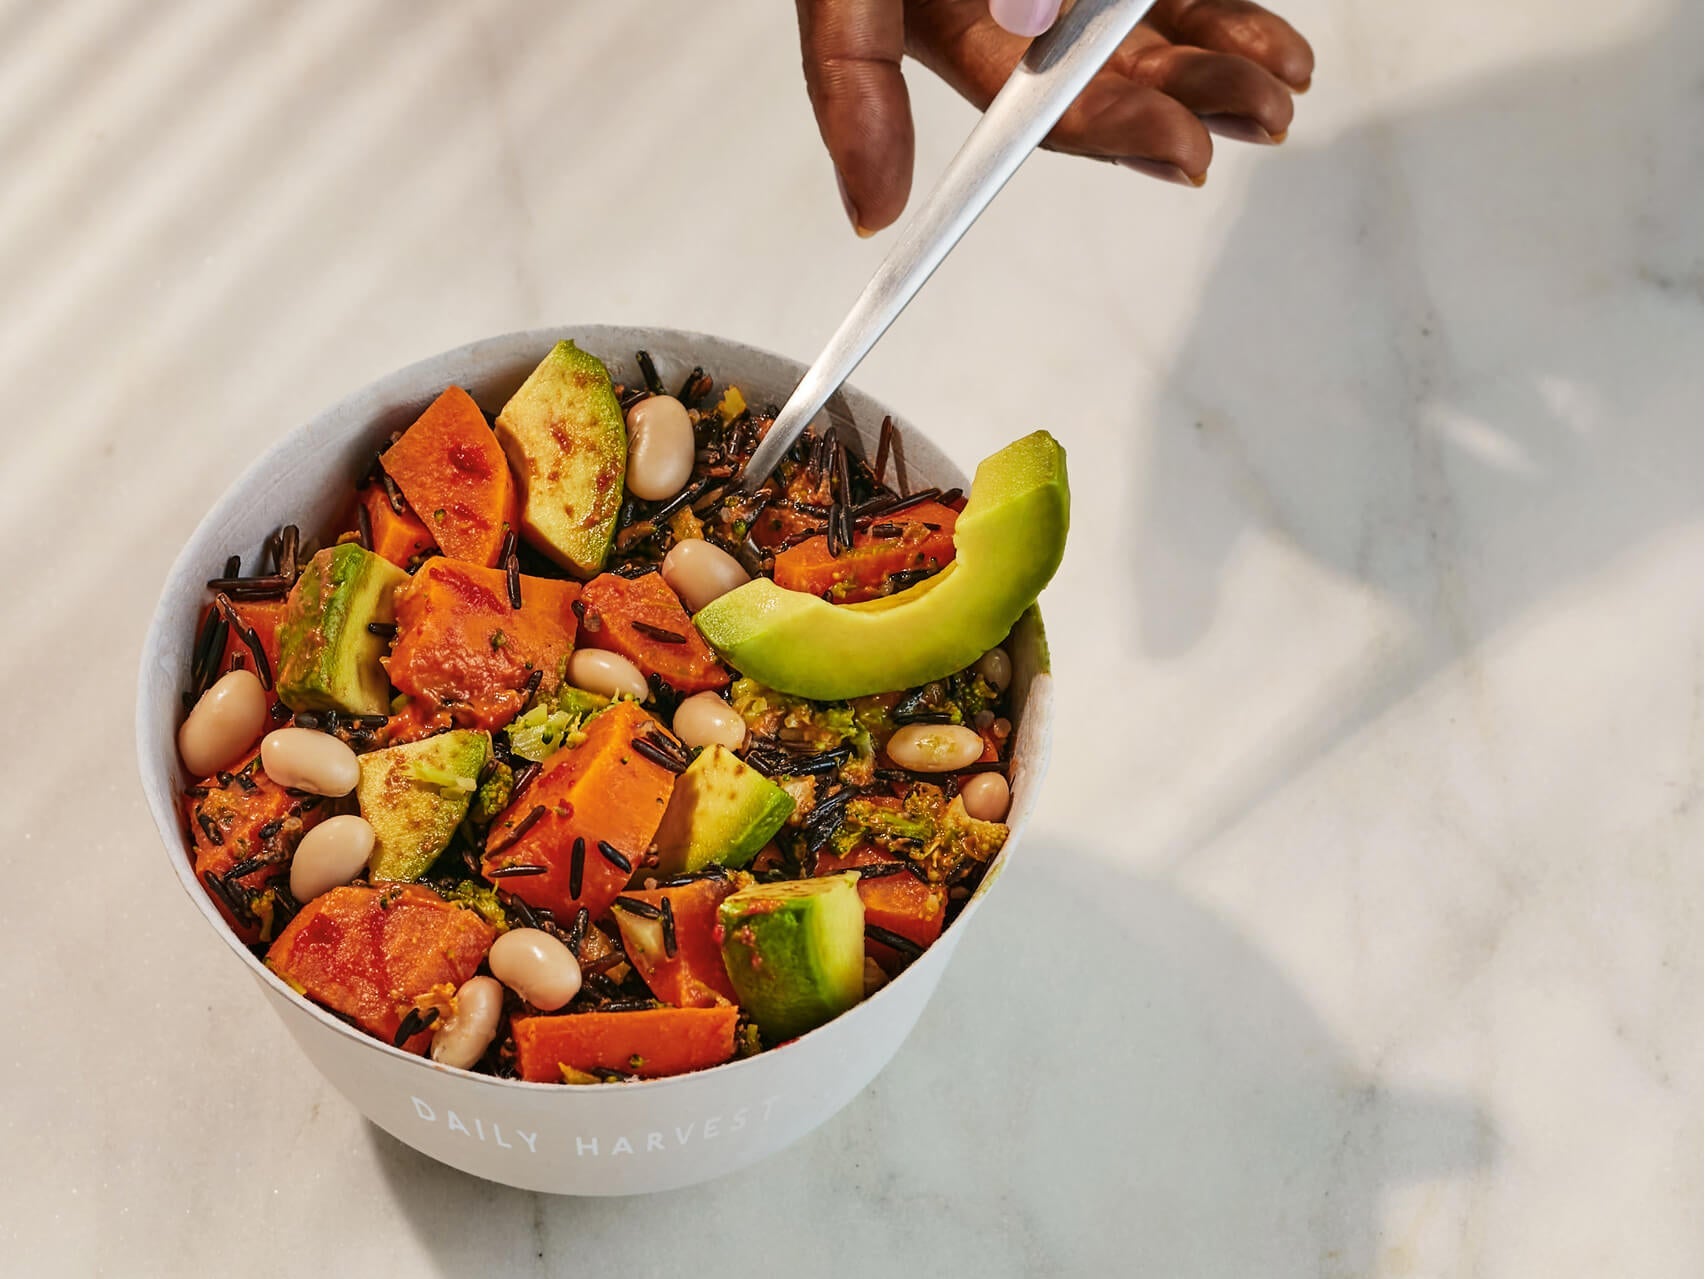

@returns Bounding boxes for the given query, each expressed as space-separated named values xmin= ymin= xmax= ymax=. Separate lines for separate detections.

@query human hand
xmin=796 ymin=0 xmax=1314 ymax=234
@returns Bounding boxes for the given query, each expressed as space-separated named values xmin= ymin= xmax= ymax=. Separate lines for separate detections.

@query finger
xmin=988 ymin=0 xmax=1063 ymax=38
xmin=796 ymin=0 xmax=914 ymax=233
xmin=907 ymin=4 xmax=1213 ymax=180
xmin=1111 ymin=32 xmax=1295 ymax=141
xmin=1146 ymin=0 xmax=1315 ymax=90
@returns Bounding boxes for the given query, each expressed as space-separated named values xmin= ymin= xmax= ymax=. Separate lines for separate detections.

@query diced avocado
xmin=357 ymin=730 xmax=489 ymax=881
xmin=717 ymin=874 xmax=866 ymax=1042
xmin=694 ymin=430 xmax=1068 ymax=700
xmin=276 ymin=544 xmax=409 ymax=715
xmin=494 ymin=341 xmax=626 ymax=578
xmin=652 ymin=746 xmax=795 ymax=876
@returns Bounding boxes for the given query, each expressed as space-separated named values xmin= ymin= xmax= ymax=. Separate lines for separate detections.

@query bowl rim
xmin=134 ymin=323 xmax=1053 ymax=1098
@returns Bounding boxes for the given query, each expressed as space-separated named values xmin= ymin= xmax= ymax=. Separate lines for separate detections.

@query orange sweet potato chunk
xmin=388 ymin=557 xmax=580 ymax=731
xmin=357 ymin=482 xmax=438 ymax=568
xmin=815 ymin=843 xmax=946 ymax=974
xmin=513 ymin=1006 xmax=739 ymax=1081
xmin=266 ymin=884 xmax=495 ymax=1053
xmin=772 ymin=501 xmax=957 ymax=603
xmin=381 ymin=387 xmax=519 ymax=568
xmin=482 ymin=700 xmax=676 ymax=921
xmin=612 ymin=878 xmax=738 ymax=1008
xmin=578 ymin=571 xmax=729 ymax=693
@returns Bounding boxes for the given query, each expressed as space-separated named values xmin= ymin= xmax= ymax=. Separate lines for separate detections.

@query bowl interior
xmin=136 ymin=324 xmax=1052 ymax=1092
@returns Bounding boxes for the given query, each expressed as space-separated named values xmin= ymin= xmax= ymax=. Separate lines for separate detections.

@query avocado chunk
xmin=276 ymin=544 xmax=409 ymax=715
xmin=651 ymin=745 xmax=794 ymax=877
xmin=356 ymin=730 xmax=489 ymax=881
xmin=694 ymin=430 xmax=1068 ymax=700
xmin=717 ymin=874 xmax=865 ymax=1042
xmin=494 ymin=341 xmax=626 ymax=578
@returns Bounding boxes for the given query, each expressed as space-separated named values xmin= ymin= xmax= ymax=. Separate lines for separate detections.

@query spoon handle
xmin=739 ymin=0 xmax=1158 ymax=490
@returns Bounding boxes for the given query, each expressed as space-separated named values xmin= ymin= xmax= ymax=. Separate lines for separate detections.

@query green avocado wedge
xmin=717 ymin=874 xmax=865 ymax=1043
xmin=494 ymin=340 xmax=626 ymax=578
xmin=693 ymin=430 xmax=1068 ymax=700
xmin=276 ymin=544 xmax=409 ymax=716
xmin=357 ymin=730 xmax=489 ymax=882
xmin=651 ymin=745 xmax=795 ymax=877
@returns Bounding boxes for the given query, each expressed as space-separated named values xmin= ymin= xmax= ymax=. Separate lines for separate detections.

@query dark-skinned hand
xmin=796 ymin=0 xmax=1314 ymax=233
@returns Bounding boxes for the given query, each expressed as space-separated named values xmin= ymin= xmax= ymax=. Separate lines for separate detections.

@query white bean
xmin=625 ymin=395 xmax=696 ymax=501
xmin=430 ymin=975 xmax=504 ymax=1070
xmin=488 ymin=928 xmax=582 ymax=1011
xmin=289 ymin=814 xmax=376 ymax=901
xmin=975 ymin=647 xmax=1012 ymax=693
xmin=672 ymin=692 xmax=747 ymax=750
xmin=260 ymin=726 xmax=360 ymax=796
xmin=661 ymin=538 xmax=750 ymax=613
xmin=566 ymin=648 xmax=650 ymax=702
xmin=178 ymin=669 xmax=269 ymax=778
xmin=959 ymin=773 xmax=1011 ymax=822
xmin=992 ymin=718 xmax=1012 ymax=741
xmin=885 ymin=724 xmax=985 ymax=772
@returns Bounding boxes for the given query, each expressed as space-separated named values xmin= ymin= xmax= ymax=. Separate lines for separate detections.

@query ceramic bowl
xmin=135 ymin=326 xmax=1054 ymax=1195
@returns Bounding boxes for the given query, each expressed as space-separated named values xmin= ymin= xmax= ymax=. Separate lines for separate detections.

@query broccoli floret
xmin=469 ymin=759 xmax=513 ymax=827
xmin=831 ymin=784 xmax=1008 ymax=883
xmin=407 ymin=759 xmax=478 ymax=800
xmin=435 ymin=880 xmax=511 ymax=932
xmin=506 ymin=686 xmax=610 ymax=763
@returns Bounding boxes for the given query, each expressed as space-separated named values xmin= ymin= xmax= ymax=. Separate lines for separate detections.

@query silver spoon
xmin=737 ymin=0 xmax=1158 ymax=492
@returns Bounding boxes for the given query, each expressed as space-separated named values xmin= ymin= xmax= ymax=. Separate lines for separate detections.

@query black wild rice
xmin=636 ymin=349 xmax=664 ymax=395
xmin=660 ymin=895 xmax=677 ymax=957
xmin=501 ymin=529 xmax=522 ymax=609
xmin=631 ymin=736 xmax=687 ymax=774
xmin=502 ymin=891 xmax=540 ymax=931
xmin=569 ymin=836 xmax=586 ymax=899
xmin=356 ymin=500 xmax=373 ymax=551
xmin=521 ymin=667 xmax=544 ymax=701
xmin=489 ymin=804 xmax=546 ymax=855
xmin=392 ymin=1006 xmax=439 ymax=1047
xmin=600 ymin=1000 xmax=657 ymax=1014
xmin=366 ymin=621 xmax=396 ymax=637
xmin=596 ymin=841 xmax=633 ymax=873
xmin=609 ymin=896 xmax=662 ymax=919
xmin=490 ymin=863 xmax=548 ymax=878
xmin=196 ymin=812 xmax=224 ymax=846
xmin=567 ymin=906 xmax=590 ymax=954
xmin=853 ymin=862 xmax=912 ymax=880
xmin=511 ymin=761 xmax=541 ymax=800
xmin=864 ymin=924 xmax=924 ymax=958
xmin=631 ymin=620 xmax=686 ymax=645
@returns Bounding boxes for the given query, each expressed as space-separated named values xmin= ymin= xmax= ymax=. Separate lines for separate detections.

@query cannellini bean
xmin=992 ymin=718 xmax=1012 ymax=741
xmin=975 ymin=647 xmax=1012 ymax=693
xmin=260 ymin=726 xmax=360 ymax=796
xmin=289 ymin=814 xmax=376 ymax=902
xmin=885 ymin=724 xmax=985 ymax=772
xmin=959 ymin=773 xmax=1011 ymax=822
xmin=672 ymin=691 xmax=747 ymax=750
xmin=430 ymin=975 xmax=504 ymax=1070
xmin=566 ymin=648 xmax=649 ymax=702
xmin=661 ymin=538 xmax=749 ymax=613
xmin=488 ymin=928 xmax=582 ymax=1011
xmin=625 ymin=395 xmax=696 ymax=501
xmin=178 ymin=669 xmax=269 ymax=777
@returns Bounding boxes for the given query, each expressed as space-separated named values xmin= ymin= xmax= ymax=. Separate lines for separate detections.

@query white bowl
xmin=135 ymin=326 xmax=1054 ymax=1195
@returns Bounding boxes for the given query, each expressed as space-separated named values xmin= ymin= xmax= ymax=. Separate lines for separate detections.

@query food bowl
xmin=135 ymin=326 xmax=1054 ymax=1195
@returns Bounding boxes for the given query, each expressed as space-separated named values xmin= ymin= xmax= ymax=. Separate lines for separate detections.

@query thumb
xmin=795 ymin=0 xmax=914 ymax=235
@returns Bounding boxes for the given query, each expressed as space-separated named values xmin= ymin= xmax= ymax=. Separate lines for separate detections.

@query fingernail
xmin=1117 ymin=158 xmax=1205 ymax=188
xmin=835 ymin=169 xmax=874 ymax=237
xmin=989 ymin=0 xmax=1061 ymax=38
xmin=1200 ymin=115 xmax=1279 ymax=145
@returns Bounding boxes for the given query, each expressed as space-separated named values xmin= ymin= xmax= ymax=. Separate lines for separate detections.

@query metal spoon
xmin=737 ymin=0 xmax=1158 ymax=492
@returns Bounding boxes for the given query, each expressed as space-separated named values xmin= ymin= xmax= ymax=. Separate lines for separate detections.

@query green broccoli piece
xmin=469 ymin=759 xmax=514 ymax=827
xmin=831 ymin=784 xmax=1008 ymax=883
xmin=434 ymin=880 xmax=512 ymax=932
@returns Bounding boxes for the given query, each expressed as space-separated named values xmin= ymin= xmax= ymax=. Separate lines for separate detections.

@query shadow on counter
xmin=368 ymin=839 xmax=1492 ymax=1275
xmin=1126 ymin=0 xmax=1701 ymax=863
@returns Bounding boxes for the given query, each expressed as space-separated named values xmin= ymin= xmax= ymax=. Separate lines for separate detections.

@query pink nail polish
xmin=1116 ymin=158 xmax=1204 ymax=188
xmin=989 ymin=0 xmax=1061 ymax=38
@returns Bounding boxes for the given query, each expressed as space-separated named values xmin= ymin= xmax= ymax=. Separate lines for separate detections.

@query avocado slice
xmin=694 ymin=430 xmax=1068 ymax=700
xmin=494 ymin=341 xmax=626 ymax=577
xmin=651 ymin=745 xmax=795 ymax=877
xmin=276 ymin=544 xmax=409 ymax=715
xmin=356 ymin=730 xmax=489 ymax=881
xmin=717 ymin=874 xmax=865 ymax=1042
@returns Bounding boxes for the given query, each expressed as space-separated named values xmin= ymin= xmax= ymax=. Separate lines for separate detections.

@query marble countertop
xmin=2 ymin=1 xmax=1698 ymax=1274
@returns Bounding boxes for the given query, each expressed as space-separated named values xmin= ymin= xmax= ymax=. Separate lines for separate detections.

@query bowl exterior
xmin=136 ymin=325 xmax=1053 ymax=1194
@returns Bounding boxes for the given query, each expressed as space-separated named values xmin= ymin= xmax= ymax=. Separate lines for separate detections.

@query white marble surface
xmin=1 ymin=1 xmax=1698 ymax=1274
